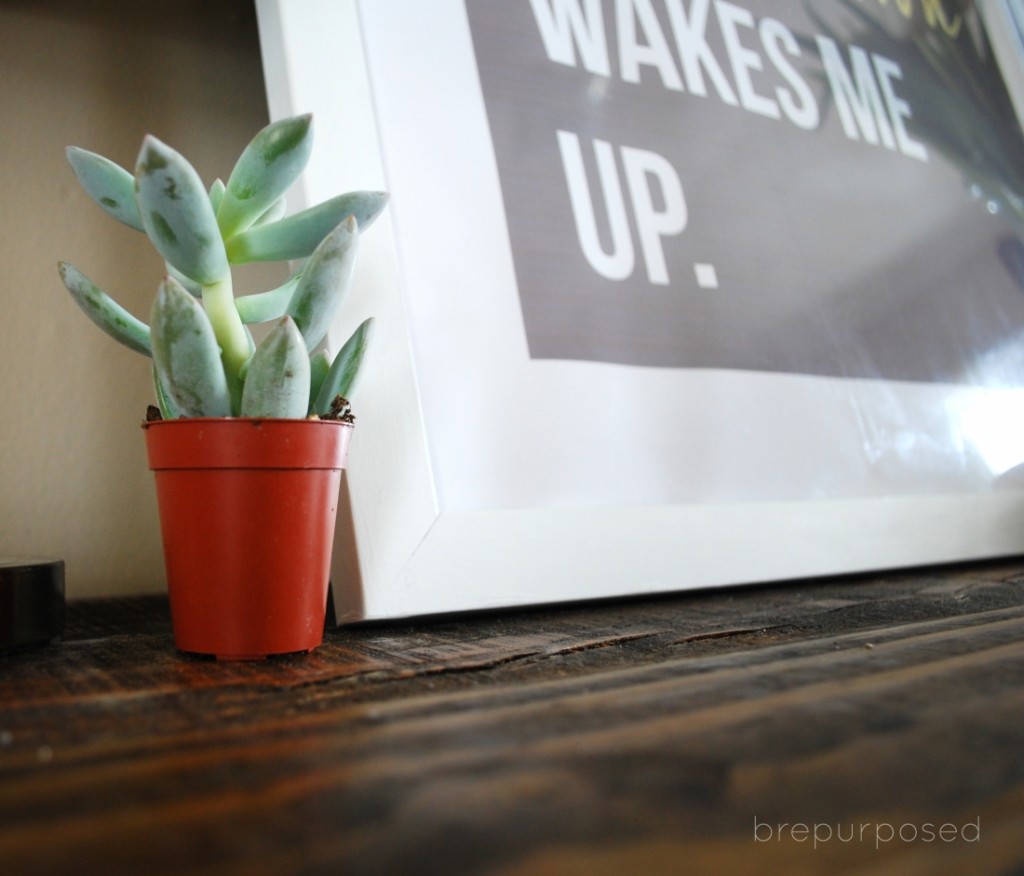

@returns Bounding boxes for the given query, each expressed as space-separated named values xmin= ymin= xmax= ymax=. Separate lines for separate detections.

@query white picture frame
xmin=256 ymin=0 xmax=1024 ymax=623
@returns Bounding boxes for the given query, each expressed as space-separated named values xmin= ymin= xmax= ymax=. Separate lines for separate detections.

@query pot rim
xmin=141 ymin=416 xmax=354 ymax=429
xmin=143 ymin=416 xmax=354 ymax=471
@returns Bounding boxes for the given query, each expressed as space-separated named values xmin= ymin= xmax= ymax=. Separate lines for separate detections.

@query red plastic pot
xmin=142 ymin=418 xmax=353 ymax=660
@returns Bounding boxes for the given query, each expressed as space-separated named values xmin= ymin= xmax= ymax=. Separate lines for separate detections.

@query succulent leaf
xmin=240 ymin=316 xmax=311 ymax=419
xmin=225 ymin=191 xmax=388 ymax=264
xmin=287 ymin=216 xmax=358 ymax=351
xmin=217 ymin=115 xmax=312 ymax=239
xmin=308 ymin=349 xmax=331 ymax=414
xmin=165 ymin=262 xmax=202 ymax=297
xmin=208 ymin=178 xmax=226 ymax=213
xmin=58 ymin=261 xmax=151 ymax=356
xmin=150 ymin=276 xmax=232 ymax=417
xmin=65 ymin=147 xmax=144 ymax=232
xmin=152 ymin=364 xmax=180 ymax=420
xmin=235 ymin=271 xmax=301 ymax=324
xmin=314 ymin=317 xmax=373 ymax=414
xmin=253 ymin=196 xmax=287 ymax=227
xmin=135 ymin=135 xmax=229 ymax=285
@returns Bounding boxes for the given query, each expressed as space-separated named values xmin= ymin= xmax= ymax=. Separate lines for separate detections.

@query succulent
xmin=59 ymin=114 xmax=387 ymax=419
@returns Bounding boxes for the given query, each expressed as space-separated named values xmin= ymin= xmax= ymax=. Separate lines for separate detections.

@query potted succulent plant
xmin=59 ymin=114 xmax=387 ymax=660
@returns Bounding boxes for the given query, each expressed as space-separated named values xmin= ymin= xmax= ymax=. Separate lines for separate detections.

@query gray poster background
xmin=464 ymin=0 xmax=1024 ymax=385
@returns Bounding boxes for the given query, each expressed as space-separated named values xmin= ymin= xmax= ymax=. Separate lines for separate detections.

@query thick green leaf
xmin=234 ymin=272 xmax=301 ymax=324
xmin=287 ymin=216 xmax=358 ymax=351
xmin=314 ymin=318 xmax=373 ymax=413
xmin=150 ymin=276 xmax=231 ymax=417
xmin=217 ymin=114 xmax=312 ymax=239
xmin=208 ymin=178 xmax=226 ymax=214
xmin=243 ymin=323 xmax=256 ymax=358
xmin=226 ymin=191 xmax=388 ymax=264
xmin=240 ymin=316 xmax=310 ymax=419
xmin=152 ymin=364 xmax=180 ymax=420
xmin=58 ymin=261 xmax=151 ymax=356
xmin=65 ymin=147 xmax=144 ymax=232
xmin=253 ymin=196 xmax=287 ymax=227
xmin=308 ymin=349 xmax=331 ymax=414
xmin=165 ymin=262 xmax=202 ymax=297
xmin=135 ymin=135 xmax=228 ymax=285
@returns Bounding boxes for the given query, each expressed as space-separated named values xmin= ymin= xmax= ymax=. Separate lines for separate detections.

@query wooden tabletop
xmin=2 ymin=560 xmax=1023 ymax=875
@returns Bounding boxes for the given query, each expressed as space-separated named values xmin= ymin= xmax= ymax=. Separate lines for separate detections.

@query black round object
xmin=0 ymin=558 xmax=64 ymax=653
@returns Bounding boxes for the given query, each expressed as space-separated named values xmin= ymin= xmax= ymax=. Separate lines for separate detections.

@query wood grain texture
xmin=1 ymin=561 xmax=1023 ymax=875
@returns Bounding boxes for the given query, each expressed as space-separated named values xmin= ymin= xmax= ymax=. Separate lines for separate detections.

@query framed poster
xmin=256 ymin=0 xmax=1024 ymax=623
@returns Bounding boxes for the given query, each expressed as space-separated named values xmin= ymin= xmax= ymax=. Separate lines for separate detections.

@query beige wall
xmin=0 ymin=1 xmax=285 ymax=597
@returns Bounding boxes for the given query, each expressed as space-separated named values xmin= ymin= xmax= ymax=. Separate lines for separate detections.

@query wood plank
xmin=0 ymin=560 xmax=1023 ymax=874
